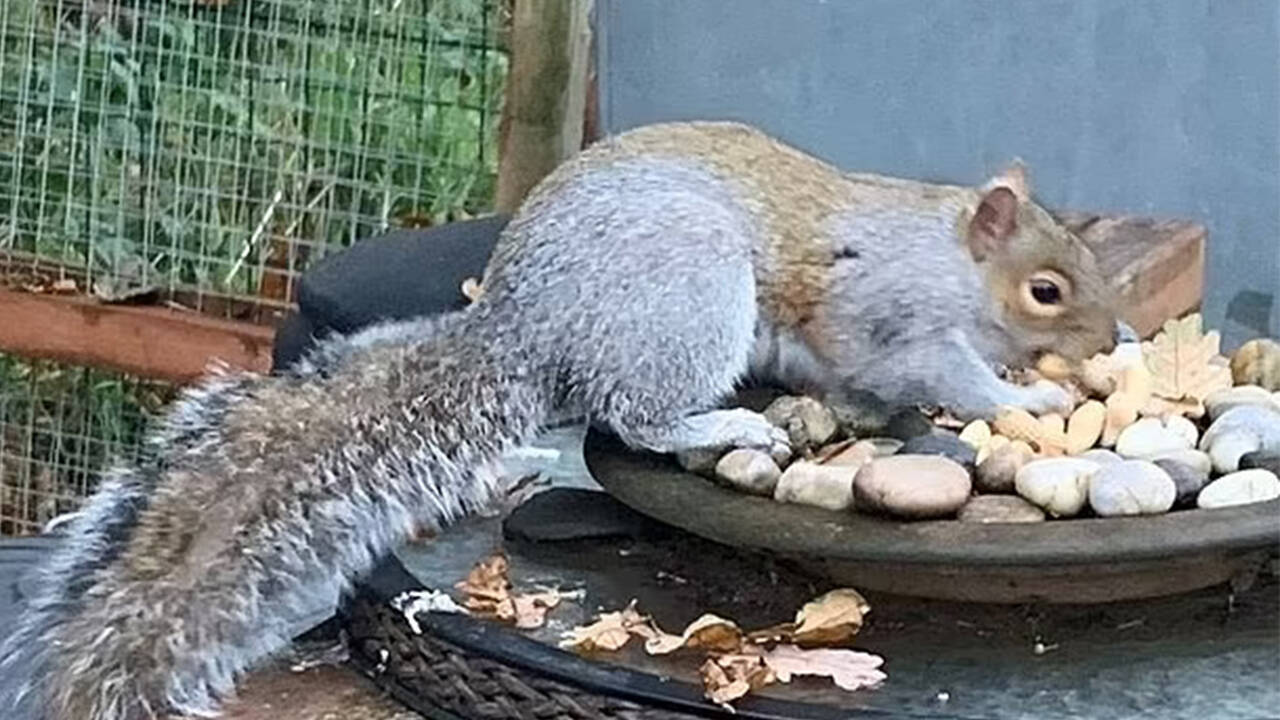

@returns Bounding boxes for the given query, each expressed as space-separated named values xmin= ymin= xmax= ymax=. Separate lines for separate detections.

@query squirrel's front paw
xmin=711 ymin=408 xmax=792 ymax=458
xmin=1016 ymin=380 xmax=1073 ymax=416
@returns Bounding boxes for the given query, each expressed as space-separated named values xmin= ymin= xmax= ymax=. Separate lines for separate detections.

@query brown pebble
xmin=818 ymin=439 xmax=878 ymax=469
xmin=1231 ymin=338 xmax=1280 ymax=391
xmin=975 ymin=441 xmax=1034 ymax=494
xmin=853 ymin=455 xmax=971 ymax=519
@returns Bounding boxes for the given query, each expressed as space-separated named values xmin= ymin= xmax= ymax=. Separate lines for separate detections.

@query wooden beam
xmin=581 ymin=11 xmax=601 ymax=148
xmin=1061 ymin=213 xmax=1207 ymax=339
xmin=495 ymin=0 xmax=594 ymax=213
xmin=0 ymin=289 xmax=274 ymax=384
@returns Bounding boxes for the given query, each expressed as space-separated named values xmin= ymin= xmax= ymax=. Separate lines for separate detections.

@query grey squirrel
xmin=1 ymin=121 xmax=1117 ymax=720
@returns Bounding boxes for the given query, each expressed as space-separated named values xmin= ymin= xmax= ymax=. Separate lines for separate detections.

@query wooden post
xmin=495 ymin=0 xmax=594 ymax=214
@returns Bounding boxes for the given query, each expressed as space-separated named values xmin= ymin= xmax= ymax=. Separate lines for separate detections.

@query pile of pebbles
xmin=678 ymin=334 xmax=1280 ymax=524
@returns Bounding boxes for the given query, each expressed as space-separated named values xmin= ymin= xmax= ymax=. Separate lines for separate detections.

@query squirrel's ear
xmin=984 ymin=159 xmax=1032 ymax=199
xmin=967 ymin=186 xmax=1019 ymax=261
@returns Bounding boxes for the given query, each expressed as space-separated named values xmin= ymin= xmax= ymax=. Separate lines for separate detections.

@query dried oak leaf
xmin=762 ymin=644 xmax=887 ymax=692
xmin=745 ymin=622 xmax=799 ymax=646
xmin=646 ymin=613 xmax=744 ymax=656
xmin=509 ymin=590 xmax=569 ymax=629
xmin=700 ymin=651 xmax=776 ymax=708
xmin=1142 ymin=313 xmax=1232 ymax=406
xmin=559 ymin=601 xmax=653 ymax=652
xmin=1140 ymin=394 xmax=1207 ymax=420
xmin=455 ymin=553 xmax=572 ymax=629
xmin=790 ymin=588 xmax=869 ymax=646
xmin=455 ymin=554 xmax=512 ymax=612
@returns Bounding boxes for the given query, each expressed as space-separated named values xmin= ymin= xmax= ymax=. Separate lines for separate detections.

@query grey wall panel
xmin=596 ymin=0 xmax=1280 ymax=347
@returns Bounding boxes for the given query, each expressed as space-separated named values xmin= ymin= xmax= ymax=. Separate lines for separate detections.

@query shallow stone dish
xmin=584 ymin=429 xmax=1280 ymax=603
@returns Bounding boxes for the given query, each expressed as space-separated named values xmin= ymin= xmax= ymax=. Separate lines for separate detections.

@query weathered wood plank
xmin=0 ymin=288 xmax=274 ymax=384
xmin=495 ymin=0 xmax=595 ymax=213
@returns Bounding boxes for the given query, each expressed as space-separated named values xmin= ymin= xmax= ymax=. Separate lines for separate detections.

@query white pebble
xmin=1199 ymin=405 xmax=1280 ymax=473
xmin=1197 ymin=469 xmax=1280 ymax=509
xmin=1115 ymin=417 xmax=1195 ymax=459
xmin=1015 ymin=458 xmax=1100 ymax=517
xmin=1088 ymin=460 xmax=1176 ymax=516
xmin=1204 ymin=385 xmax=1280 ymax=420
xmin=714 ymin=449 xmax=782 ymax=496
xmin=774 ymin=461 xmax=856 ymax=511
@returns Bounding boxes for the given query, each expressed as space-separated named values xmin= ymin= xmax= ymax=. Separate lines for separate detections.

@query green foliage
xmin=0 ymin=0 xmax=506 ymax=304
xmin=0 ymin=353 xmax=173 ymax=534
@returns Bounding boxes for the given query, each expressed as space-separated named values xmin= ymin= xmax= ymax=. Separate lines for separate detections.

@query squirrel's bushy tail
xmin=0 ymin=313 xmax=549 ymax=720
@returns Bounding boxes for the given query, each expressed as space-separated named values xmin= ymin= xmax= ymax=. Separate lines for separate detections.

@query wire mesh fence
xmin=2 ymin=0 xmax=507 ymax=321
xmin=0 ymin=352 xmax=173 ymax=535
xmin=0 ymin=0 xmax=508 ymax=535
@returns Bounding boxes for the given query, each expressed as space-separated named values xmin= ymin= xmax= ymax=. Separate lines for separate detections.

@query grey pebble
xmin=1152 ymin=458 xmax=1210 ymax=508
xmin=885 ymin=408 xmax=935 ymax=441
xmin=1239 ymin=450 xmax=1280 ymax=476
xmin=897 ymin=432 xmax=977 ymax=472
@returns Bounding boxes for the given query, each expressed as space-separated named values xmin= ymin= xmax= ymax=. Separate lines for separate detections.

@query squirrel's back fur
xmin=1 ymin=121 xmax=1116 ymax=719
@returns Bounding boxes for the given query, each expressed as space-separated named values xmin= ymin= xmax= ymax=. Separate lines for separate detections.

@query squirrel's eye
xmin=1021 ymin=270 xmax=1072 ymax=318
xmin=1030 ymin=279 xmax=1061 ymax=305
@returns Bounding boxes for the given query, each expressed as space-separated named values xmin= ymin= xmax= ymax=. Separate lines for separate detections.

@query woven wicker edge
xmin=341 ymin=555 xmax=914 ymax=720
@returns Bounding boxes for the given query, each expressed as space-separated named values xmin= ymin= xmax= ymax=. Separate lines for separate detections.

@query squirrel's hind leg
xmin=558 ymin=223 xmax=777 ymax=455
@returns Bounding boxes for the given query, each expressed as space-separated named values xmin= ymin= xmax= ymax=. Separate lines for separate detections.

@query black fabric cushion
xmin=270 ymin=312 xmax=320 ymax=371
xmin=298 ymin=214 xmax=509 ymax=334
xmin=272 ymin=214 xmax=509 ymax=371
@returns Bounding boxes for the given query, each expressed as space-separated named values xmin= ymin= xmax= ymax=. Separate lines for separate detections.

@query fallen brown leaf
xmin=683 ymin=614 xmax=745 ymax=652
xmin=700 ymin=651 xmax=776 ymax=707
xmin=455 ymin=554 xmax=512 ymax=610
xmin=791 ymin=588 xmax=870 ymax=646
xmin=559 ymin=611 xmax=634 ymax=651
xmin=567 ymin=590 xmax=885 ymax=709
xmin=510 ymin=591 xmax=567 ymax=629
xmin=645 ymin=613 xmax=744 ymax=656
xmin=455 ymin=553 xmax=574 ymax=629
xmin=762 ymin=644 xmax=886 ymax=692
xmin=1140 ymin=394 xmax=1206 ymax=420
xmin=560 ymin=600 xmax=654 ymax=652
